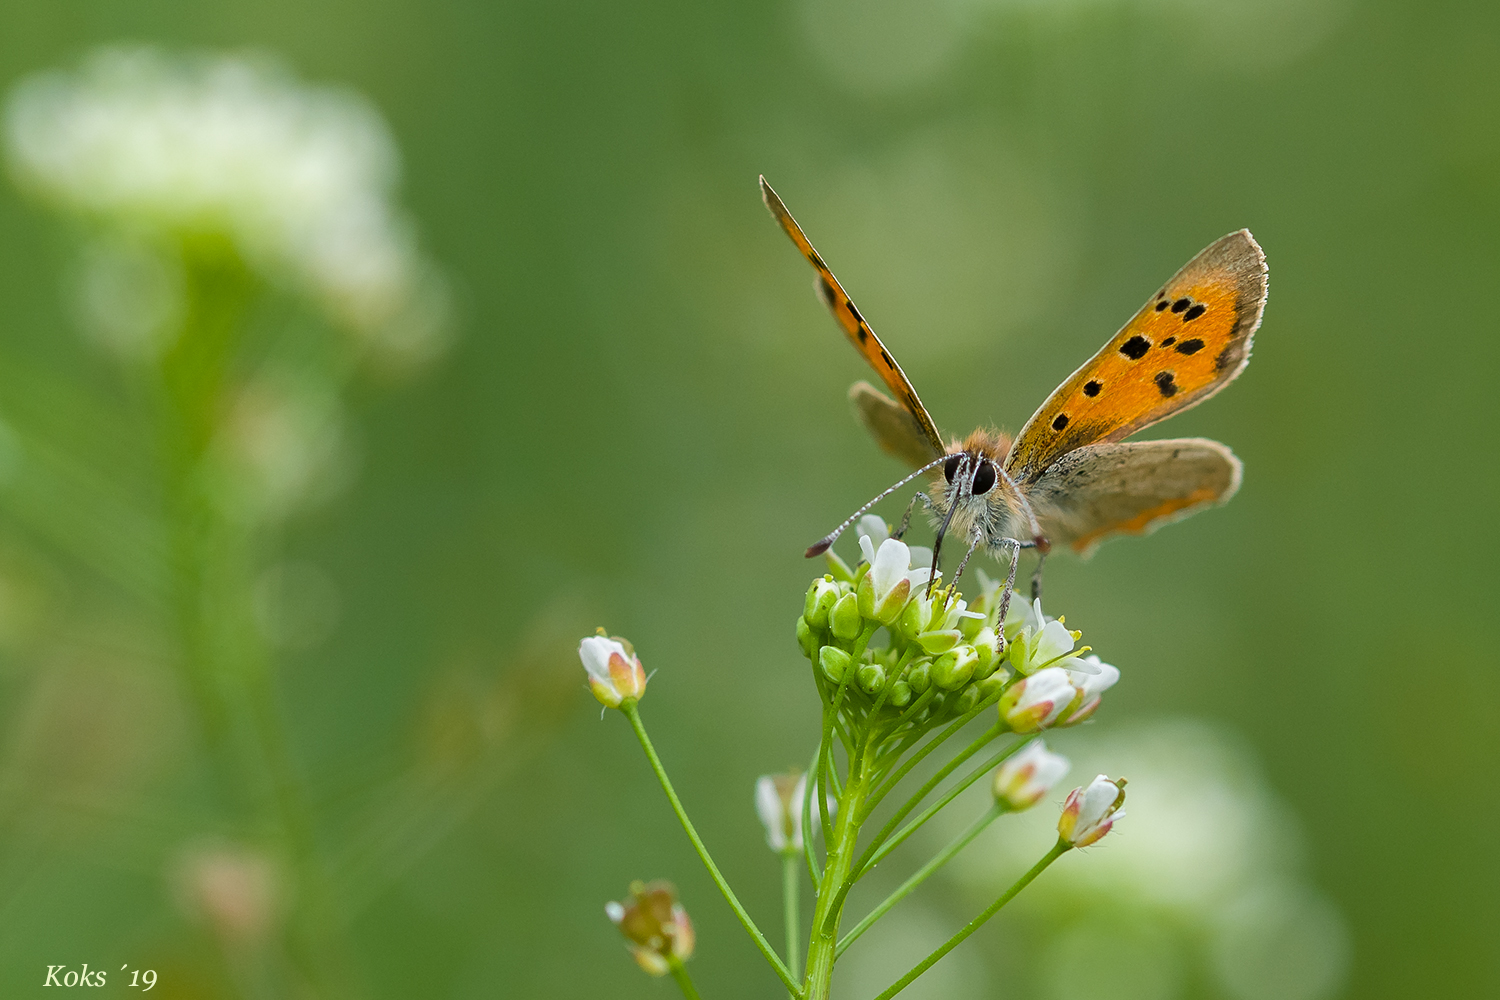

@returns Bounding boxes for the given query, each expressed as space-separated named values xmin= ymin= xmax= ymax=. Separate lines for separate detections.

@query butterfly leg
xmin=1029 ymin=553 xmax=1047 ymax=602
xmin=993 ymin=538 xmax=1025 ymax=647
xmin=892 ymin=491 xmax=933 ymax=541
xmin=945 ymin=526 xmax=986 ymax=602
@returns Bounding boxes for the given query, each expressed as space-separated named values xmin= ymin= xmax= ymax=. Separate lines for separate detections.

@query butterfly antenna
xmin=805 ymin=455 xmax=949 ymax=558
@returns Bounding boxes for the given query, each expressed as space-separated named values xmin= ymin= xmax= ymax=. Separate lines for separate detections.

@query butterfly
xmin=759 ymin=176 xmax=1267 ymax=598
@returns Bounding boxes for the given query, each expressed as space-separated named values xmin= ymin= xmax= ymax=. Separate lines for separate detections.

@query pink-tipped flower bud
xmin=579 ymin=634 xmax=647 ymax=708
xmin=991 ymin=739 xmax=1070 ymax=811
xmin=997 ymin=666 xmax=1075 ymax=733
xmin=1057 ymin=775 xmax=1127 ymax=847
xmin=605 ymin=880 xmax=695 ymax=976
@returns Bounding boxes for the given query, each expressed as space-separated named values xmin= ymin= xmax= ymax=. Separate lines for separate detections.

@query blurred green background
xmin=0 ymin=0 xmax=1495 ymax=997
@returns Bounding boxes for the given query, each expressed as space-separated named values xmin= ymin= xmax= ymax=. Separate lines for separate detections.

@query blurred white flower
xmin=992 ymin=739 xmax=1070 ymax=811
xmin=172 ymin=842 xmax=280 ymax=947
xmin=211 ymin=376 xmax=352 ymax=521
xmin=4 ymin=46 xmax=448 ymax=361
xmin=942 ymin=719 xmax=1351 ymax=1000
xmin=754 ymin=772 xmax=832 ymax=854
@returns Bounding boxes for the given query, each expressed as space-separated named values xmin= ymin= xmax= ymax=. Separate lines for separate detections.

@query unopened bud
xmin=917 ymin=629 xmax=963 ymax=655
xmin=606 ymin=880 xmax=696 ymax=976
xmin=804 ymin=577 xmax=840 ymax=628
xmin=952 ymin=685 xmax=981 ymax=714
xmin=830 ymin=592 xmax=863 ymax=640
xmin=971 ymin=627 xmax=1000 ymax=679
xmin=992 ymin=739 xmax=1070 ymax=811
xmin=819 ymin=645 xmax=852 ymax=684
xmin=931 ymin=645 xmax=979 ymax=690
xmin=579 ymin=634 xmax=647 ymax=708
xmin=856 ymin=660 xmax=886 ymax=694
xmin=906 ymin=658 xmax=932 ymax=694
xmin=796 ymin=616 xmax=819 ymax=659
xmin=1058 ymin=775 xmax=1126 ymax=847
xmin=888 ymin=679 xmax=912 ymax=707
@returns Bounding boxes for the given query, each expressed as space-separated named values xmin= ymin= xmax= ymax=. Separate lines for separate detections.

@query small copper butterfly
xmin=760 ymin=176 xmax=1267 ymax=594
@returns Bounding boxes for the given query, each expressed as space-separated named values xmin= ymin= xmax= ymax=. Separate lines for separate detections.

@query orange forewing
xmin=1005 ymin=230 xmax=1266 ymax=483
xmin=760 ymin=176 xmax=946 ymax=457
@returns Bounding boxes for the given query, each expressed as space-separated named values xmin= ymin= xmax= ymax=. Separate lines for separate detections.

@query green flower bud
xmin=888 ymin=679 xmax=912 ymax=707
xmin=975 ymin=670 xmax=1010 ymax=702
xmin=917 ymin=629 xmax=963 ymax=655
xmin=931 ymin=645 xmax=979 ymax=690
xmin=796 ymin=617 xmax=819 ymax=659
xmin=830 ymin=592 xmax=863 ymax=641
xmin=819 ymin=646 xmax=852 ymax=684
xmin=953 ymin=685 xmax=981 ymax=714
xmin=856 ymin=660 xmax=885 ymax=695
xmin=804 ymin=577 xmax=841 ymax=628
xmin=907 ymin=658 xmax=932 ymax=694
xmin=959 ymin=610 xmax=985 ymax=641
xmin=971 ymin=627 xmax=999 ymax=679
xmin=897 ymin=593 xmax=933 ymax=644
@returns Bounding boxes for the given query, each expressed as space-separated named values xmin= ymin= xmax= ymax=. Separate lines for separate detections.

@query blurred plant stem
xmin=154 ymin=240 xmax=356 ymax=998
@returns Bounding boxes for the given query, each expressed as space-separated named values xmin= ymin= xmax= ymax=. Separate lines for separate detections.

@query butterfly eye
xmin=971 ymin=461 xmax=996 ymax=496
xmin=943 ymin=455 xmax=962 ymax=483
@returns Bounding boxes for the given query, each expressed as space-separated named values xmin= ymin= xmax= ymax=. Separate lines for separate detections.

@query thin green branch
xmin=837 ymin=802 xmax=1002 ymax=957
xmin=623 ymin=704 xmax=800 ymax=994
xmin=855 ymin=741 xmax=1020 ymax=879
xmin=870 ymin=839 xmax=1071 ymax=1000
xmin=861 ymin=694 xmax=1002 ymax=820
xmin=851 ymin=721 xmax=1004 ymax=877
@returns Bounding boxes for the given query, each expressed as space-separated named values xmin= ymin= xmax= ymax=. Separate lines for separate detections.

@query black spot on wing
xmin=1121 ymin=335 xmax=1151 ymax=360
xmin=1083 ymin=380 xmax=1102 ymax=397
xmin=1183 ymin=303 xmax=1207 ymax=321
xmin=1154 ymin=371 xmax=1178 ymax=397
xmin=1052 ymin=414 xmax=1069 ymax=431
xmin=1171 ymin=298 xmax=1191 ymax=313
xmin=1161 ymin=336 xmax=1176 ymax=347
xmin=1176 ymin=338 xmax=1205 ymax=355
xmin=1155 ymin=300 xmax=1170 ymax=312
xmin=880 ymin=349 xmax=894 ymax=370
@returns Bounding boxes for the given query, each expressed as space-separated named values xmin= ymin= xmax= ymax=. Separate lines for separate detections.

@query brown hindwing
xmin=1005 ymin=231 xmax=1266 ymax=483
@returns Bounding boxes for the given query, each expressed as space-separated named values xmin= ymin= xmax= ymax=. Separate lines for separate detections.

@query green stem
xmin=855 ymin=741 xmax=1019 ymax=879
xmin=623 ymin=704 xmax=799 ymax=994
xmin=783 ymin=850 xmax=801 ymax=991
xmin=870 ymin=839 xmax=1071 ymax=1000
xmin=803 ymin=739 xmax=875 ymax=1000
xmin=668 ymin=956 xmax=703 ymax=1000
xmin=837 ymin=803 xmax=1002 ymax=957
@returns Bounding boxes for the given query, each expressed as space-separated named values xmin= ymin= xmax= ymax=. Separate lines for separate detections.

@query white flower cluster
xmin=4 ymin=46 xmax=446 ymax=356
